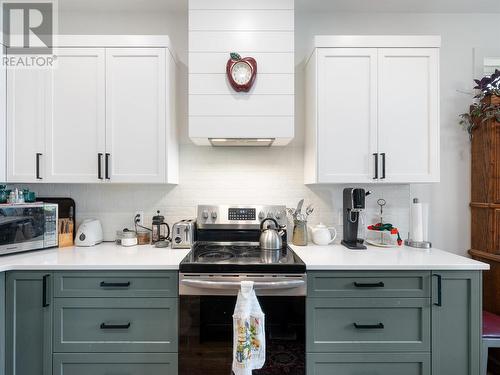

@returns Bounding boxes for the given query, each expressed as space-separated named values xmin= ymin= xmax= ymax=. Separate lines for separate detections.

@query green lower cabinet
xmin=0 ymin=273 xmax=5 ymax=375
xmin=307 ymin=297 xmax=430 ymax=352
xmin=431 ymin=271 xmax=482 ymax=375
xmin=52 ymin=353 xmax=178 ymax=375
xmin=307 ymin=353 xmax=431 ymax=375
xmin=53 ymin=297 xmax=178 ymax=353
xmin=6 ymin=271 xmax=52 ymax=375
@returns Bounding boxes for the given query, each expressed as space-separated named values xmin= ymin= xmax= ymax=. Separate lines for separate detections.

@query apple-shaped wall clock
xmin=226 ymin=52 xmax=257 ymax=92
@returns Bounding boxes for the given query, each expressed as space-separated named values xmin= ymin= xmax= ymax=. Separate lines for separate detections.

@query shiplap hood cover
xmin=188 ymin=0 xmax=295 ymax=146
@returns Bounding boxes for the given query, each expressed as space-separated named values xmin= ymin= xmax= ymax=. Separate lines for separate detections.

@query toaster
xmin=171 ymin=220 xmax=196 ymax=248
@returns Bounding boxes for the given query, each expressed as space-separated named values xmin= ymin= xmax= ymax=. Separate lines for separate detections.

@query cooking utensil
xmin=296 ymin=199 xmax=304 ymax=216
xmin=292 ymin=219 xmax=308 ymax=246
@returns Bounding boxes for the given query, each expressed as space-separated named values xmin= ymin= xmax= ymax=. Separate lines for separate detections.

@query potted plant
xmin=460 ymin=69 xmax=500 ymax=138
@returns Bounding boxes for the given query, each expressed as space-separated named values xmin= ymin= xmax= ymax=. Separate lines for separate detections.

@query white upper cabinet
xmin=45 ymin=48 xmax=105 ymax=183
xmin=5 ymin=36 xmax=178 ymax=184
xmin=378 ymin=48 xmax=439 ymax=183
xmin=315 ymin=48 xmax=378 ymax=183
xmin=6 ymin=65 xmax=49 ymax=182
xmin=305 ymin=36 xmax=441 ymax=184
xmin=105 ymin=48 xmax=166 ymax=183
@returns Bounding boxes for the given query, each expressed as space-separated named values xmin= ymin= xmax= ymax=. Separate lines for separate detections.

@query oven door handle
xmin=181 ymin=279 xmax=305 ymax=290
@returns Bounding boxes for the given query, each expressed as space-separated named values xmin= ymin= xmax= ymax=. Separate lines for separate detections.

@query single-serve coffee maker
xmin=341 ymin=188 xmax=371 ymax=249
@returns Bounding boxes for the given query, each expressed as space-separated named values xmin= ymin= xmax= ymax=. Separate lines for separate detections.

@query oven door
xmin=179 ymin=274 xmax=306 ymax=375
xmin=0 ymin=205 xmax=46 ymax=255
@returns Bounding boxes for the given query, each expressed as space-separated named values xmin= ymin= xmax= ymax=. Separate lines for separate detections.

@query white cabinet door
xmin=317 ymin=48 xmax=378 ymax=183
xmin=378 ymin=48 xmax=439 ymax=183
xmin=6 ymin=63 xmax=49 ymax=182
xmin=45 ymin=48 xmax=105 ymax=183
xmin=105 ymin=48 xmax=166 ymax=183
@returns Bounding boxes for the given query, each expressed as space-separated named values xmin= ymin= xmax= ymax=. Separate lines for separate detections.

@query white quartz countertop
xmin=0 ymin=242 xmax=190 ymax=272
xmin=0 ymin=242 xmax=489 ymax=272
xmin=290 ymin=244 xmax=490 ymax=270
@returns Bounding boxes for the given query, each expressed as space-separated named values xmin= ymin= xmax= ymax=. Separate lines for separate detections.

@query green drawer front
xmin=53 ymin=271 xmax=178 ymax=298
xmin=54 ymin=298 xmax=178 ymax=353
xmin=307 ymin=298 xmax=430 ymax=352
xmin=307 ymin=353 xmax=430 ymax=375
xmin=53 ymin=353 xmax=177 ymax=375
xmin=308 ymin=271 xmax=431 ymax=298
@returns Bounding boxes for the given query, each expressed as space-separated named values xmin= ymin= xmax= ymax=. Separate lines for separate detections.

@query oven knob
xmin=258 ymin=211 xmax=265 ymax=220
xmin=202 ymin=210 xmax=209 ymax=219
xmin=211 ymin=211 xmax=217 ymax=219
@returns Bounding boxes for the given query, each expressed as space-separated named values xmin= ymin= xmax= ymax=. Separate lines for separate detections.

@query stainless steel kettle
xmin=259 ymin=218 xmax=285 ymax=250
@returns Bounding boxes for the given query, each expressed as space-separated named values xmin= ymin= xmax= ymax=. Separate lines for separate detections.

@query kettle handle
xmin=260 ymin=218 xmax=279 ymax=231
xmin=328 ymin=226 xmax=338 ymax=244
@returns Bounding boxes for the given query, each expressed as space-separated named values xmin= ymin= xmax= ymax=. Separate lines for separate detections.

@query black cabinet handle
xmin=36 ymin=153 xmax=42 ymax=180
xmin=353 ymin=323 xmax=384 ymax=329
xmin=353 ymin=281 xmax=385 ymax=288
xmin=42 ymin=274 xmax=50 ymax=307
xmin=433 ymin=274 xmax=442 ymax=306
xmin=381 ymin=153 xmax=386 ymax=179
xmin=100 ymin=281 xmax=131 ymax=288
xmin=98 ymin=153 xmax=103 ymax=179
xmin=373 ymin=153 xmax=378 ymax=179
xmin=100 ymin=322 xmax=131 ymax=329
xmin=105 ymin=153 xmax=110 ymax=180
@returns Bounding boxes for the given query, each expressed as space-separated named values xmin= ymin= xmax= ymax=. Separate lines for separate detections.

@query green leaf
xmin=230 ymin=52 xmax=241 ymax=60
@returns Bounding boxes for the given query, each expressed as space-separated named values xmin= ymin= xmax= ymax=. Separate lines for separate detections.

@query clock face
xmin=231 ymin=61 xmax=252 ymax=85
xmin=226 ymin=53 xmax=257 ymax=92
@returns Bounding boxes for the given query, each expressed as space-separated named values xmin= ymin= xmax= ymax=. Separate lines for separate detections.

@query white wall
xmin=15 ymin=8 xmax=499 ymax=254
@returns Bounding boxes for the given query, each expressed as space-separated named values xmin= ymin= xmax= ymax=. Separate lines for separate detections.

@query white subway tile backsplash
xmin=12 ymin=145 xmax=410 ymax=242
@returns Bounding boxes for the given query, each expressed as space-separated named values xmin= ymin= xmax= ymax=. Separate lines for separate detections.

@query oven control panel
xmin=197 ymin=205 xmax=287 ymax=229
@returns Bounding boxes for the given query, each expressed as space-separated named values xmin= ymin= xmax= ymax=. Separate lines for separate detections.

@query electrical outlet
xmin=134 ymin=211 xmax=144 ymax=226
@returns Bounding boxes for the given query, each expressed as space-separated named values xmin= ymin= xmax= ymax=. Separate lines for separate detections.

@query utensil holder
xmin=292 ymin=219 xmax=308 ymax=246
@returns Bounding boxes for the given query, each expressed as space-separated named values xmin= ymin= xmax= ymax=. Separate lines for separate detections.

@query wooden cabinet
xmin=5 ymin=272 xmax=52 ymax=375
xmin=305 ymin=36 xmax=440 ymax=184
xmin=5 ymin=36 xmax=178 ymax=184
xmin=431 ymin=271 xmax=482 ymax=375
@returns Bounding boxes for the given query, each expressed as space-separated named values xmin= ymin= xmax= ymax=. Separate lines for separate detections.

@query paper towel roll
xmin=410 ymin=198 xmax=424 ymax=242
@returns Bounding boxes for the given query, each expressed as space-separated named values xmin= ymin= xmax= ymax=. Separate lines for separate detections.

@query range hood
xmin=188 ymin=0 xmax=295 ymax=146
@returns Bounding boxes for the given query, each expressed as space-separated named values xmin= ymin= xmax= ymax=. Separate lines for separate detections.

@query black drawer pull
xmin=353 ymin=322 xmax=384 ymax=329
xmin=353 ymin=282 xmax=385 ymax=288
xmin=100 ymin=322 xmax=131 ymax=330
xmin=99 ymin=281 xmax=131 ymax=288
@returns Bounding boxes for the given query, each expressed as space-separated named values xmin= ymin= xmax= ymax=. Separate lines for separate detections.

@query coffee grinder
xmin=341 ymin=188 xmax=371 ymax=250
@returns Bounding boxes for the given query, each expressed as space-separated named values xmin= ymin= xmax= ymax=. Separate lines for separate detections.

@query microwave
xmin=0 ymin=202 xmax=58 ymax=256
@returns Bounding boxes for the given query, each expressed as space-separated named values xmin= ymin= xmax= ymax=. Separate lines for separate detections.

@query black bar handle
xmin=105 ymin=153 xmax=110 ymax=180
xmin=100 ymin=322 xmax=131 ymax=330
xmin=433 ymin=274 xmax=442 ymax=306
xmin=36 ymin=153 xmax=42 ymax=179
xmin=381 ymin=153 xmax=386 ymax=179
xmin=353 ymin=281 xmax=385 ymax=288
xmin=353 ymin=322 xmax=384 ymax=329
xmin=98 ymin=153 xmax=103 ymax=179
xmin=100 ymin=281 xmax=131 ymax=288
xmin=42 ymin=274 xmax=50 ymax=307
xmin=373 ymin=153 xmax=378 ymax=179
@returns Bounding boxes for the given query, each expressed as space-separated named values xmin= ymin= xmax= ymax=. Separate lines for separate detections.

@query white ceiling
xmin=296 ymin=0 xmax=500 ymax=13
xmin=59 ymin=0 xmax=500 ymax=13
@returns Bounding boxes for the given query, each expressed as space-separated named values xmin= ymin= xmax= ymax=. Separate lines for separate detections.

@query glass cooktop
xmin=179 ymin=242 xmax=306 ymax=274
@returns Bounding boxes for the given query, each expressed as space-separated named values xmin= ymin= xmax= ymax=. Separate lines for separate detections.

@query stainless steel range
xmin=179 ymin=205 xmax=306 ymax=375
